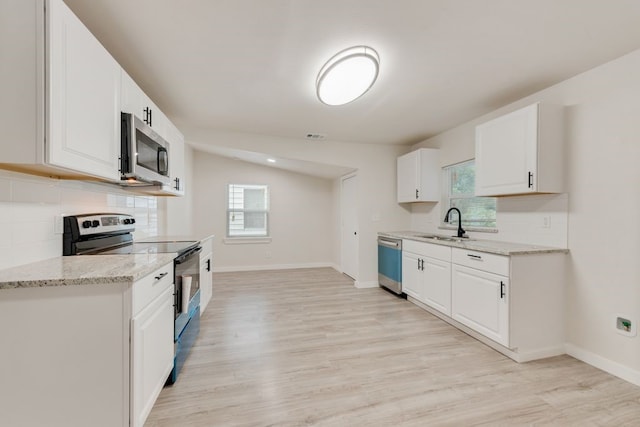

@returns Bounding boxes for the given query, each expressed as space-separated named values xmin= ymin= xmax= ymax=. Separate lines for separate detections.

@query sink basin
xmin=414 ymin=234 xmax=472 ymax=243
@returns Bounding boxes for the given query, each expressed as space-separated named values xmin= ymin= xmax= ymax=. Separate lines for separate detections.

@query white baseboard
xmin=514 ymin=346 xmax=566 ymax=363
xmin=565 ymin=343 xmax=640 ymax=387
xmin=213 ymin=262 xmax=336 ymax=273
xmin=354 ymin=280 xmax=379 ymax=289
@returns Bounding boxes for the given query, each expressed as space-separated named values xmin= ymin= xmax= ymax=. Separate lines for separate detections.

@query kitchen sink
xmin=413 ymin=233 xmax=473 ymax=242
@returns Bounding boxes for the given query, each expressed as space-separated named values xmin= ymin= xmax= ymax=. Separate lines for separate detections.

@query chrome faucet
xmin=444 ymin=207 xmax=466 ymax=238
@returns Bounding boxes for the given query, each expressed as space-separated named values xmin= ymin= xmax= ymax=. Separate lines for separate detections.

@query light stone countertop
xmin=379 ymin=231 xmax=569 ymax=256
xmin=0 ymin=253 xmax=177 ymax=289
xmin=137 ymin=234 xmax=214 ymax=243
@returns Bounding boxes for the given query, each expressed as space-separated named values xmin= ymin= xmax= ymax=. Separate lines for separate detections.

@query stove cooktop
xmin=99 ymin=241 xmax=199 ymax=255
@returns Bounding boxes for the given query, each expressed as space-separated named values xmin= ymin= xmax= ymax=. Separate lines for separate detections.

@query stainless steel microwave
xmin=120 ymin=112 xmax=170 ymax=186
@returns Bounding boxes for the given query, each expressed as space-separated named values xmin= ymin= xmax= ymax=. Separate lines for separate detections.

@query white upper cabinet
xmin=397 ymin=148 xmax=440 ymax=203
xmin=121 ymin=70 xmax=185 ymax=196
xmin=0 ymin=0 xmax=183 ymax=188
xmin=121 ymin=70 xmax=170 ymax=142
xmin=475 ymin=103 xmax=564 ymax=196
xmin=166 ymin=122 xmax=186 ymax=195
xmin=47 ymin=0 xmax=121 ymax=181
xmin=0 ymin=0 xmax=120 ymax=181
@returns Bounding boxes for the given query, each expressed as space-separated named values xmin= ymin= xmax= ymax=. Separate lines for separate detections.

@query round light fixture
xmin=316 ymin=46 xmax=379 ymax=106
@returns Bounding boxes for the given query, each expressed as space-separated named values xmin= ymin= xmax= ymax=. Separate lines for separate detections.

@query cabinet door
xmin=166 ymin=122 xmax=186 ymax=195
xmin=401 ymin=251 xmax=422 ymax=299
xmin=147 ymin=100 xmax=168 ymax=142
xmin=475 ymin=103 xmax=538 ymax=196
xmin=200 ymin=254 xmax=212 ymax=313
xmin=422 ymin=256 xmax=452 ymax=316
xmin=121 ymin=69 xmax=169 ymax=140
xmin=451 ymin=264 xmax=509 ymax=346
xmin=397 ymin=151 xmax=419 ymax=203
xmin=397 ymin=149 xmax=440 ymax=203
xmin=121 ymin=69 xmax=143 ymax=116
xmin=47 ymin=0 xmax=120 ymax=181
xmin=131 ymin=285 xmax=174 ymax=427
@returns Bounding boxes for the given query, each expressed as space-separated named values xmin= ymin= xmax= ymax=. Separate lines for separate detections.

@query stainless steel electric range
xmin=62 ymin=213 xmax=201 ymax=384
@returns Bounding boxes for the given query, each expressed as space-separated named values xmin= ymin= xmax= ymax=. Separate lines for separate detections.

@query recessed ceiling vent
xmin=305 ymin=133 xmax=327 ymax=141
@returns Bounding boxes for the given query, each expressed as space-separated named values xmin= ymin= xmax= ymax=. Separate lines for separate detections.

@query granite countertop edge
xmin=379 ymin=231 xmax=569 ymax=256
xmin=0 ymin=253 xmax=177 ymax=290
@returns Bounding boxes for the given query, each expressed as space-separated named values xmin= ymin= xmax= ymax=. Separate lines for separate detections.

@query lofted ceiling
xmin=63 ymin=0 xmax=640 ymax=172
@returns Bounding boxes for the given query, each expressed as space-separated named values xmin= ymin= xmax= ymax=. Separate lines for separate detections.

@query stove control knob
xmin=91 ymin=220 xmax=100 ymax=228
xmin=123 ymin=218 xmax=131 ymax=224
xmin=130 ymin=218 xmax=136 ymax=224
xmin=82 ymin=220 xmax=92 ymax=228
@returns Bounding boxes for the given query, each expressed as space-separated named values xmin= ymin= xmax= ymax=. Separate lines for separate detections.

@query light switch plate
xmin=54 ymin=215 xmax=64 ymax=234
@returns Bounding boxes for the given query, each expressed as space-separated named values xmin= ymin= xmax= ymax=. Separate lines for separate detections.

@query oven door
xmin=174 ymin=246 xmax=202 ymax=319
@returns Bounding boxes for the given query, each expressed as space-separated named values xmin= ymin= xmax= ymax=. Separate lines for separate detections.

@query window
xmin=227 ymin=184 xmax=269 ymax=237
xmin=442 ymin=161 xmax=496 ymax=229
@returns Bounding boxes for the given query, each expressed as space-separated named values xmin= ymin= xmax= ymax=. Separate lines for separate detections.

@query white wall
xmin=0 ymin=169 xmax=161 ymax=270
xmin=186 ymin=130 xmax=411 ymax=284
xmin=412 ymin=48 xmax=640 ymax=384
xmin=191 ymin=151 xmax=336 ymax=271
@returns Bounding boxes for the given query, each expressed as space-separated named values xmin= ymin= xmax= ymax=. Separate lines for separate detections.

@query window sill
xmin=224 ymin=237 xmax=272 ymax=244
xmin=438 ymin=225 xmax=498 ymax=234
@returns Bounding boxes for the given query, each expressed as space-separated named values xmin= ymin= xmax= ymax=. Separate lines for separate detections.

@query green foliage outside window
xmin=443 ymin=161 xmax=496 ymax=228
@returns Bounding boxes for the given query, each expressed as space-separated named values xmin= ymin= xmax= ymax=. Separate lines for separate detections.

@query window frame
xmin=440 ymin=160 xmax=497 ymax=231
xmin=226 ymin=184 xmax=270 ymax=238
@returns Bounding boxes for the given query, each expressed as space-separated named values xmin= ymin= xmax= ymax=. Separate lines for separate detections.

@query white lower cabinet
xmin=402 ymin=240 xmax=452 ymax=316
xmin=451 ymin=264 xmax=509 ymax=347
xmin=422 ymin=257 xmax=452 ymax=317
xmin=131 ymin=281 xmax=174 ymax=427
xmin=0 ymin=261 xmax=175 ymax=427
xmin=401 ymin=251 xmax=422 ymax=300
xmin=402 ymin=239 xmax=566 ymax=362
xmin=199 ymin=237 xmax=213 ymax=314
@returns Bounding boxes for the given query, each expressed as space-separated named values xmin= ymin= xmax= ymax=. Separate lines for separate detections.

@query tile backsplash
xmin=0 ymin=170 xmax=161 ymax=270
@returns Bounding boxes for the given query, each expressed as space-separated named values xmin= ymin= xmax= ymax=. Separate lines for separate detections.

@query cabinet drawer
xmin=452 ymin=248 xmax=509 ymax=276
xmin=403 ymin=239 xmax=451 ymax=262
xmin=133 ymin=262 xmax=174 ymax=314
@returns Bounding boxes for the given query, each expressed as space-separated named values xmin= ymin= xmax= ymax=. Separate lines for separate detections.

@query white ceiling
xmin=64 ymin=0 xmax=640 ymax=172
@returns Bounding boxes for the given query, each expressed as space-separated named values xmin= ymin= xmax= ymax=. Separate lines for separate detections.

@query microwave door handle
xmin=120 ymin=113 xmax=132 ymax=174
xmin=157 ymin=147 xmax=169 ymax=175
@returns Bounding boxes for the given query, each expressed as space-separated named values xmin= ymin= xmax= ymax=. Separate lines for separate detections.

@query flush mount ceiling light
xmin=316 ymin=46 xmax=379 ymax=106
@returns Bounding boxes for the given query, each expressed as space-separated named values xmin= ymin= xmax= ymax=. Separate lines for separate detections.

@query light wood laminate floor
xmin=146 ymin=267 xmax=640 ymax=426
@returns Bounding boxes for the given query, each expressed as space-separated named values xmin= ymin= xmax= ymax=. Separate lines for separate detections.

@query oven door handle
xmin=175 ymin=246 xmax=202 ymax=264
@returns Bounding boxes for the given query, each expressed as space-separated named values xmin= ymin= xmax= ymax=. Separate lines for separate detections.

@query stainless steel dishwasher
xmin=377 ymin=236 xmax=403 ymax=295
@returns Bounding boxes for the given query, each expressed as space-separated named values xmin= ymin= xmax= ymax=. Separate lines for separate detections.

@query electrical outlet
xmin=542 ymin=216 xmax=551 ymax=228
xmin=615 ymin=314 xmax=636 ymax=337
